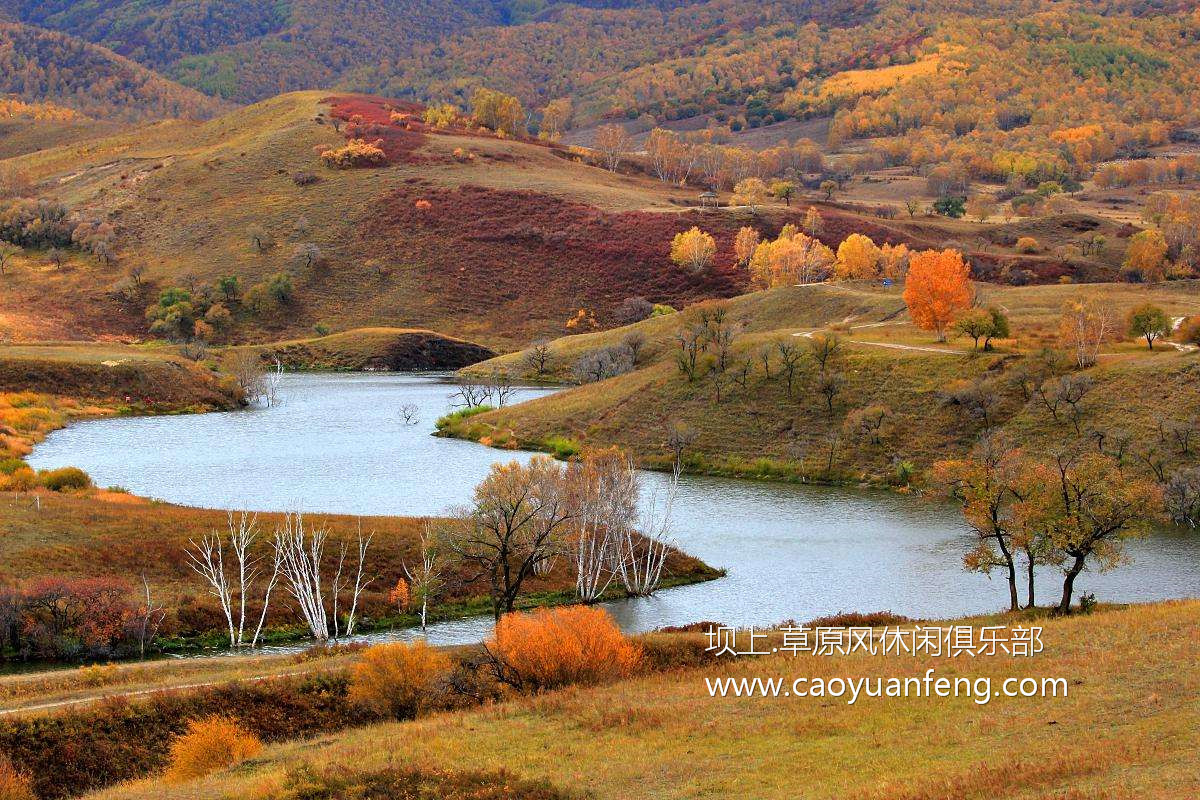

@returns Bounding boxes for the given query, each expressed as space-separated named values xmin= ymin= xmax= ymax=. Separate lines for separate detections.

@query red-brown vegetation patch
xmin=322 ymin=95 xmax=429 ymax=165
xmin=361 ymin=185 xmax=767 ymax=329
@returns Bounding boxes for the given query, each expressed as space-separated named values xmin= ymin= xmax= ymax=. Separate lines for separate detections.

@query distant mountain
xmin=0 ymin=22 xmax=225 ymax=121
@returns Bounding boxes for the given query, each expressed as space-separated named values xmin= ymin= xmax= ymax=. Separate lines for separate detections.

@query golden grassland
xmin=92 ymin=600 xmax=1200 ymax=800
xmin=453 ymin=281 xmax=1200 ymax=483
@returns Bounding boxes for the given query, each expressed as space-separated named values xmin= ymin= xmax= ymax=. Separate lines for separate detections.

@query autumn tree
xmin=770 ymin=180 xmax=795 ymax=206
xmin=448 ymin=458 xmax=574 ymax=619
xmin=594 ymin=124 xmax=633 ymax=172
xmin=1126 ymin=303 xmax=1172 ymax=350
xmin=733 ymin=226 xmax=760 ymax=269
xmin=470 ymin=88 xmax=526 ymax=136
xmin=902 ymin=249 xmax=974 ymax=341
xmin=933 ymin=434 xmax=1028 ymax=612
xmin=670 ymin=227 xmax=716 ymax=273
xmin=0 ymin=242 xmax=19 ymax=275
xmin=732 ymin=177 xmax=768 ymax=212
xmin=965 ymin=195 xmax=996 ymax=222
xmin=803 ymin=206 xmax=823 ymax=237
xmin=750 ymin=229 xmax=834 ymax=287
xmin=539 ymin=98 xmax=573 ymax=140
xmin=820 ymin=180 xmax=837 ymax=201
xmin=834 ymin=233 xmax=880 ymax=280
xmin=953 ymin=306 xmax=1010 ymax=350
xmin=1123 ymin=229 xmax=1168 ymax=283
xmin=1018 ymin=452 xmax=1161 ymax=614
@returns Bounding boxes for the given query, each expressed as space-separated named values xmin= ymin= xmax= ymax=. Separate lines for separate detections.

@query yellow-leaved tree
xmin=834 ymin=233 xmax=881 ymax=280
xmin=734 ymin=226 xmax=760 ymax=269
xmin=670 ymin=227 xmax=717 ymax=273
xmin=749 ymin=230 xmax=834 ymax=288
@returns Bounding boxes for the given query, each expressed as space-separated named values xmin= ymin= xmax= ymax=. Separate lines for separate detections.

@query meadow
xmin=88 ymin=601 xmax=1200 ymax=800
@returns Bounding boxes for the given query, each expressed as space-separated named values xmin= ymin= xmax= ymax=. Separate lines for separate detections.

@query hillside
xmin=93 ymin=601 xmax=1200 ymax=799
xmin=0 ymin=92 xmax=1151 ymax=350
xmin=0 ymin=22 xmax=225 ymax=122
xmin=450 ymin=280 xmax=1200 ymax=484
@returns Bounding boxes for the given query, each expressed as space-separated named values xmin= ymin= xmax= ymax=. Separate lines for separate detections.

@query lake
xmin=28 ymin=372 xmax=1200 ymax=648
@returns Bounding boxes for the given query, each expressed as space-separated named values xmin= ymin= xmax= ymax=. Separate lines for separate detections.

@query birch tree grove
xmin=272 ymin=512 xmax=373 ymax=642
xmin=565 ymin=448 xmax=639 ymax=602
xmin=185 ymin=512 xmax=282 ymax=648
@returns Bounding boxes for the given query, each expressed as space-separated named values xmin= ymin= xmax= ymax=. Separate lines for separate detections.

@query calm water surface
xmin=28 ymin=373 xmax=1200 ymax=649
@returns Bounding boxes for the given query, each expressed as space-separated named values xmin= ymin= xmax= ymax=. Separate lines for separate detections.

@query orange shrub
xmin=319 ymin=138 xmax=387 ymax=169
xmin=347 ymin=641 xmax=451 ymax=719
xmin=165 ymin=716 xmax=262 ymax=783
xmin=488 ymin=605 xmax=642 ymax=692
xmin=1015 ymin=236 xmax=1040 ymax=254
xmin=0 ymin=756 xmax=35 ymax=800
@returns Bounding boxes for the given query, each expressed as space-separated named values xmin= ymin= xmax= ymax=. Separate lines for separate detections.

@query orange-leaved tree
xmin=733 ymin=226 xmax=760 ymax=269
xmin=903 ymin=249 xmax=974 ymax=341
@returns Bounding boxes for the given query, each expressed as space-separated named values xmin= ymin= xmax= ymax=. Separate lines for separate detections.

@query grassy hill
xmin=0 ymin=92 xmax=1148 ymax=349
xmin=449 ymin=280 xmax=1200 ymax=484
xmin=93 ymin=600 xmax=1200 ymax=799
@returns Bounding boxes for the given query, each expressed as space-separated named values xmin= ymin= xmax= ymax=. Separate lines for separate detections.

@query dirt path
xmin=0 ymin=668 xmax=319 ymax=717
xmin=792 ymin=326 xmax=961 ymax=356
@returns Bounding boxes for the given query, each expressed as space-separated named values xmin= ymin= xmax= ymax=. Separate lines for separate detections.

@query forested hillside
xmin=0 ymin=22 xmax=224 ymax=121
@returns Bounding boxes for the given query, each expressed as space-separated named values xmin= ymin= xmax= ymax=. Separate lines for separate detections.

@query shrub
xmin=434 ymin=405 xmax=494 ymax=431
xmin=0 ymin=467 xmax=36 ymax=492
xmin=0 ymin=756 xmax=35 ymax=800
xmin=651 ymin=303 xmax=677 ymax=317
xmin=347 ymin=641 xmax=451 ymax=719
xmin=165 ymin=716 xmax=262 ymax=783
xmin=487 ymin=605 xmax=642 ymax=692
xmin=319 ymin=138 xmax=387 ymax=168
xmin=37 ymin=466 xmax=91 ymax=492
xmin=1015 ymin=236 xmax=1040 ymax=254
xmin=543 ymin=435 xmax=581 ymax=459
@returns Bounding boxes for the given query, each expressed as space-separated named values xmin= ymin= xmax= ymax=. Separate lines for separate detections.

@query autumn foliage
xmin=487 ymin=605 xmax=641 ymax=692
xmin=903 ymin=249 xmax=974 ymax=341
xmin=347 ymin=641 xmax=451 ymax=719
xmin=0 ymin=756 xmax=35 ymax=800
xmin=669 ymin=227 xmax=716 ymax=273
xmin=165 ymin=716 xmax=262 ymax=782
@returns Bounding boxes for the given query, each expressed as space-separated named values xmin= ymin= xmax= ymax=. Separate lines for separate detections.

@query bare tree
xmin=523 ymin=340 xmax=551 ymax=376
xmin=487 ymin=369 xmax=518 ymax=408
xmin=618 ymin=462 xmax=679 ymax=596
xmin=775 ymin=339 xmax=803 ymax=394
xmin=666 ymin=421 xmax=697 ymax=470
xmin=136 ymin=575 xmax=167 ymax=658
xmin=594 ymin=124 xmax=633 ymax=172
xmin=273 ymin=512 xmax=331 ymax=641
xmin=185 ymin=512 xmax=281 ymax=648
xmin=331 ymin=524 xmax=374 ymax=637
xmin=399 ymin=403 xmax=420 ymax=425
xmin=450 ymin=381 xmax=492 ymax=409
xmin=403 ymin=521 xmax=445 ymax=632
xmin=225 ymin=350 xmax=267 ymax=406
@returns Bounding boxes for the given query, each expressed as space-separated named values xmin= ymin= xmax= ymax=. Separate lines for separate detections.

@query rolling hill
xmin=0 ymin=22 xmax=225 ymax=121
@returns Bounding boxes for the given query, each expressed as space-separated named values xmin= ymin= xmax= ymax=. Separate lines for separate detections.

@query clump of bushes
xmin=434 ymin=405 xmax=494 ymax=432
xmin=347 ymin=641 xmax=451 ymax=719
xmin=320 ymin=138 xmax=387 ymax=168
xmin=1015 ymin=236 xmax=1040 ymax=254
xmin=165 ymin=716 xmax=262 ymax=783
xmin=36 ymin=466 xmax=91 ymax=491
xmin=485 ymin=605 xmax=642 ymax=692
xmin=543 ymin=435 xmax=581 ymax=460
xmin=245 ymin=272 xmax=295 ymax=314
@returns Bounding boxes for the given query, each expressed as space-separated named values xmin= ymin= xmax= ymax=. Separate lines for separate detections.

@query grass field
xmin=91 ymin=600 xmax=1200 ymax=800
xmin=452 ymin=281 xmax=1200 ymax=484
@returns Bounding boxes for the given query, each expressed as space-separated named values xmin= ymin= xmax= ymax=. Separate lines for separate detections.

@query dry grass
xmin=91 ymin=601 xmax=1200 ymax=800
xmin=453 ymin=281 xmax=1200 ymax=484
